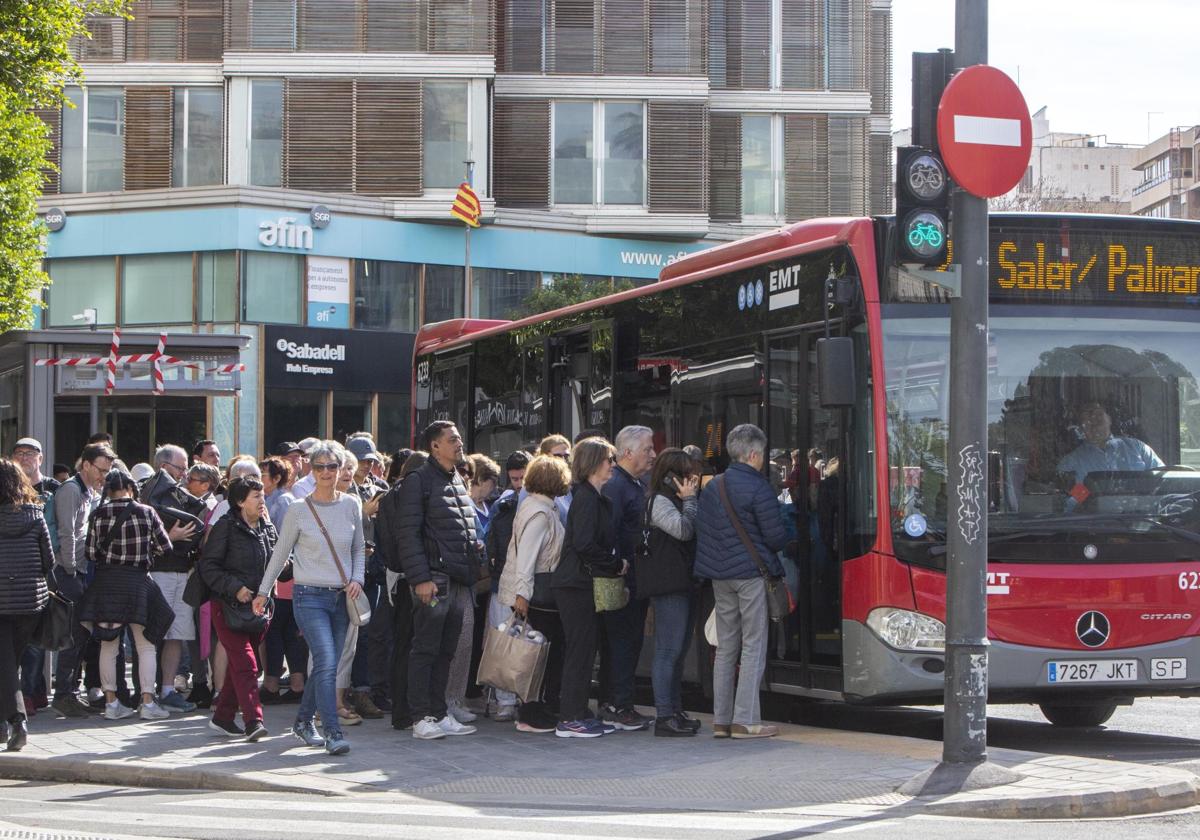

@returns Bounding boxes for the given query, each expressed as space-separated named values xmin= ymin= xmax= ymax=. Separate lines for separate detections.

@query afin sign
xmin=258 ymin=216 xmax=314 ymax=250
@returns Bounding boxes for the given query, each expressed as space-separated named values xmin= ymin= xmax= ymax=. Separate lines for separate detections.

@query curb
xmin=0 ymin=755 xmax=344 ymax=797
xmin=917 ymin=777 xmax=1200 ymax=819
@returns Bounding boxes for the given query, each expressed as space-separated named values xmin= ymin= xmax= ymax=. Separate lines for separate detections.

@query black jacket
xmin=198 ymin=513 xmax=278 ymax=602
xmin=139 ymin=469 xmax=207 ymax=573
xmin=553 ymin=481 xmax=620 ymax=591
xmin=395 ymin=459 xmax=479 ymax=586
xmin=0 ymin=504 xmax=53 ymax=615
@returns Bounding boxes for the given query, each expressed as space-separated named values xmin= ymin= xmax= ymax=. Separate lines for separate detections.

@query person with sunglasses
xmin=254 ymin=441 xmax=365 ymax=756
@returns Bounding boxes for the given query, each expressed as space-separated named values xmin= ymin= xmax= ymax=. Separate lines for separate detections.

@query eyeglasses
xmin=311 ymin=462 xmax=340 ymax=472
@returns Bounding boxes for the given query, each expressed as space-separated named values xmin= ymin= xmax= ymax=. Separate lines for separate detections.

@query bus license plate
xmin=1047 ymin=660 xmax=1138 ymax=684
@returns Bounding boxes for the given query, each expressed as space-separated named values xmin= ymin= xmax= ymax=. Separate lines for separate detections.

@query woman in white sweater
xmin=254 ymin=441 xmax=364 ymax=756
xmin=497 ymin=455 xmax=571 ymax=734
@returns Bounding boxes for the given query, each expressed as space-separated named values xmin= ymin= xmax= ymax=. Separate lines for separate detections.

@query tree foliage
xmin=0 ymin=0 xmax=129 ymax=332
xmin=517 ymin=273 xmax=636 ymax=318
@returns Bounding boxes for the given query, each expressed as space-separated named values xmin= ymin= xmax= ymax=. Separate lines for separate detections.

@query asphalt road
xmin=780 ymin=696 xmax=1200 ymax=774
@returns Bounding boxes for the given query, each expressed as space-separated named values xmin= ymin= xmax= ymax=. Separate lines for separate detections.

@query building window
xmin=172 ymin=88 xmax=224 ymax=187
xmin=553 ymin=101 xmax=645 ymax=206
xmin=250 ymin=80 xmax=283 ymax=187
xmin=243 ymin=252 xmax=303 ymax=324
xmin=61 ymin=86 xmax=125 ymax=193
xmin=249 ymin=0 xmax=297 ymax=49
xmin=355 ymin=260 xmax=419 ymax=332
xmin=742 ymin=114 xmax=778 ymax=216
xmin=422 ymin=80 xmax=469 ymax=189
xmin=123 ymin=253 xmax=194 ymax=325
xmin=424 ymin=264 xmax=465 ymax=323
xmin=471 ymin=268 xmax=541 ymax=320
xmin=46 ymin=257 xmax=117 ymax=327
xmin=376 ymin=392 xmax=411 ymax=454
xmin=198 ymin=252 xmax=238 ymax=322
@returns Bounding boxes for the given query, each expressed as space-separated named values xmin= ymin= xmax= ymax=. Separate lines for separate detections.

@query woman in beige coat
xmin=497 ymin=455 xmax=571 ymax=734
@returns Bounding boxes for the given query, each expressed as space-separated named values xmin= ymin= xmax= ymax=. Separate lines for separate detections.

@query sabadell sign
xmin=264 ymin=325 xmax=414 ymax=392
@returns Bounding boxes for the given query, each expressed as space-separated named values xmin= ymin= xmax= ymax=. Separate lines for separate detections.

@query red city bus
xmin=413 ymin=213 xmax=1200 ymax=727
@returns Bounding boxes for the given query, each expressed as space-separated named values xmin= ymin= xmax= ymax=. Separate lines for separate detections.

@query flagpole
xmin=464 ymin=159 xmax=475 ymax=319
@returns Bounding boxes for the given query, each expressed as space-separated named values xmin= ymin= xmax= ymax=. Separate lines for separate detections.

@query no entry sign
xmin=936 ymin=64 xmax=1032 ymax=198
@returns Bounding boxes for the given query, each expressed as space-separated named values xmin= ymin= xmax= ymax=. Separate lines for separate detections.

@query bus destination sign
xmin=988 ymin=220 xmax=1200 ymax=305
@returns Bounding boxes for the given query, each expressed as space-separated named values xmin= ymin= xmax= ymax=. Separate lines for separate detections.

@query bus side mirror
xmin=817 ymin=337 xmax=856 ymax=408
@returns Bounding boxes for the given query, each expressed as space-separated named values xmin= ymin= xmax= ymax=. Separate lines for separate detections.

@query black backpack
xmin=485 ymin=493 xmax=519 ymax=579
xmin=376 ymin=471 xmax=437 ymax=574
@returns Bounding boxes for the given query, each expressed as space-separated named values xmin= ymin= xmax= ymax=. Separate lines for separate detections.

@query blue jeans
xmin=292 ymin=585 xmax=350 ymax=737
xmin=651 ymin=593 xmax=693 ymax=718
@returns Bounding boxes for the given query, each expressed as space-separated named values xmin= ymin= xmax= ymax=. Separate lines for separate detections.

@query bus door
xmin=765 ymin=329 xmax=844 ymax=694
xmin=545 ymin=321 xmax=614 ymax=441
xmin=429 ymin=352 xmax=473 ymax=439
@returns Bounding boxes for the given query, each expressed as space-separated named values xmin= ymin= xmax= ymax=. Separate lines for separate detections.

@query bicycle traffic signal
xmin=895 ymin=145 xmax=951 ymax=266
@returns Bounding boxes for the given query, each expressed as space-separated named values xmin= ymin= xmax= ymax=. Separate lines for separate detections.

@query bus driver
xmin=1057 ymin=401 xmax=1163 ymax=485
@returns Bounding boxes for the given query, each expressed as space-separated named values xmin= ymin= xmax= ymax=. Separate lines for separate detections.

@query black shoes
xmin=188 ymin=684 xmax=213 ymax=709
xmin=245 ymin=721 xmax=269 ymax=742
xmin=5 ymin=717 xmax=28 ymax=751
xmin=601 ymin=704 xmax=650 ymax=731
xmin=208 ymin=717 xmax=242 ymax=738
xmin=654 ymin=715 xmax=696 ymax=737
xmin=675 ymin=711 xmax=702 ymax=733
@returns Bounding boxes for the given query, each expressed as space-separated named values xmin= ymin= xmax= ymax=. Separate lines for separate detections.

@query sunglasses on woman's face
xmin=311 ymin=462 xmax=340 ymax=472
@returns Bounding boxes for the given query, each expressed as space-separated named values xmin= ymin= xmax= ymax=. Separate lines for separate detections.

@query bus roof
xmin=415 ymin=216 xmax=874 ymax=356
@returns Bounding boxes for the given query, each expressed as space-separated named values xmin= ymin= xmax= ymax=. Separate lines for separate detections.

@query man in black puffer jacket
xmin=395 ymin=421 xmax=479 ymax=739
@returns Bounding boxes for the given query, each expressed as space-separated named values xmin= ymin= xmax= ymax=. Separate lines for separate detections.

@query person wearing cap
xmin=275 ymin=442 xmax=306 ymax=491
xmin=343 ymin=437 xmax=390 ymax=718
xmin=12 ymin=439 xmax=59 ymax=497
xmin=289 ymin=438 xmax=321 ymax=500
xmin=78 ymin=469 xmax=194 ymax=721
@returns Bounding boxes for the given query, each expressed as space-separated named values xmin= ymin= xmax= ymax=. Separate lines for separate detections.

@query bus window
xmin=673 ymin=336 xmax=763 ymax=475
xmin=474 ymin=334 xmax=524 ymax=462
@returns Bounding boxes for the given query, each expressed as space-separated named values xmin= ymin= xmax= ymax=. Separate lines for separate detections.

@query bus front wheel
xmin=1037 ymin=702 xmax=1118 ymax=727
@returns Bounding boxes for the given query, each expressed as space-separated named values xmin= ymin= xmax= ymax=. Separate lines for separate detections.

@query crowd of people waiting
xmin=0 ymin=420 xmax=791 ymax=755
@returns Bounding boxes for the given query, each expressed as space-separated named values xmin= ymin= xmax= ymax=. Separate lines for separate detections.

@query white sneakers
xmin=446 ymin=700 xmax=478 ymax=724
xmin=139 ymin=700 xmax=170 ymax=720
xmin=438 ymin=714 xmax=476 ymax=736
xmin=103 ymin=700 xmax=136 ymax=720
xmin=413 ymin=717 xmax=445 ymax=740
xmin=412 ymin=714 xmax=478 ymax=739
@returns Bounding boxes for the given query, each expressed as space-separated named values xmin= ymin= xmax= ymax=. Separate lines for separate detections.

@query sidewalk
xmin=1 ymin=704 xmax=1197 ymax=820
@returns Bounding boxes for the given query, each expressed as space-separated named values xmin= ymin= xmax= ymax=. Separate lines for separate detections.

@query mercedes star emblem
xmin=1076 ymin=611 xmax=1110 ymax=648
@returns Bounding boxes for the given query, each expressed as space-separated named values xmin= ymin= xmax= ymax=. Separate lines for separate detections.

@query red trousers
xmin=211 ymin=601 xmax=267 ymax=728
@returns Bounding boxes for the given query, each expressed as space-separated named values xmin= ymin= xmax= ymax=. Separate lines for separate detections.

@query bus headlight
xmin=866 ymin=608 xmax=946 ymax=653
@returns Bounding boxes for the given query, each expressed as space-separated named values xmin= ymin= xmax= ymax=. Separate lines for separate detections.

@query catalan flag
xmin=450 ymin=182 xmax=481 ymax=228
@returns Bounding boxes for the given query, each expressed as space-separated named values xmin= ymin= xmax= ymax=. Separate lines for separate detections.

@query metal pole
xmin=943 ymin=0 xmax=990 ymax=767
xmin=464 ymin=160 xmax=475 ymax=318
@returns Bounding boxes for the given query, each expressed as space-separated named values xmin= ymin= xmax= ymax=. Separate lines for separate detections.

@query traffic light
xmin=895 ymin=145 xmax=950 ymax=266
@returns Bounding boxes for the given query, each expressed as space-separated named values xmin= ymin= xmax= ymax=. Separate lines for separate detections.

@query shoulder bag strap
xmin=97 ymin=500 xmax=138 ymax=557
xmin=304 ymin=496 xmax=349 ymax=586
xmin=717 ymin=475 xmax=772 ymax=580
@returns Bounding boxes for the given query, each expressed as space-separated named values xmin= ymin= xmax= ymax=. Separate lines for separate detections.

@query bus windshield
xmin=884 ymin=307 xmax=1200 ymax=565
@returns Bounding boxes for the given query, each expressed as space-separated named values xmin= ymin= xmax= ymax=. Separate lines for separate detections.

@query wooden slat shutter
xmin=430 ymin=0 xmax=493 ymax=53
xmin=602 ymin=0 xmax=646 ymax=75
xmin=497 ymin=0 xmax=544 ymax=71
xmin=827 ymin=0 xmax=866 ymax=91
xmin=721 ymin=0 xmax=769 ymax=89
xmin=784 ymin=114 xmax=828 ymax=221
xmin=366 ymin=0 xmax=425 ymax=52
xmin=649 ymin=0 xmax=704 ymax=75
xmin=127 ymin=0 xmax=183 ymax=61
xmin=284 ymin=79 xmax=354 ymax=193
xmin=493 ymin=99 xmax=549 ymax=208
xmin=224 ymin=0 xmax=249 ymax=50
xmin=647 ymin=102 xmax=707 ymax=213
xmin=232 ymin=0 xmax=297 ymax=50
xmin=551 ymin=0 xmax=595 ymax=73
xmin=828 ymin=115 xmax=866 ymax=215
xmin=868 ymin=7 xmax=891 ymax=115
xmin=781 ymin=0 xmax=822 ymax=89
xmin=124 ymin=87 xmax=174 ymax=190
xmin=34 ymin=108 xmax=62 ymax=195
xmin=869 ymin=131 xmax=892 ymax=215
xmin=356 ymin=79 xmax=422 ymax=196
xmin=298 ymin=0 xmax=358 ymax=51
xmin=70 ymin=16 xmax=127 ymax=61
xmin=708 ymin=112 xmax=741 ymax=221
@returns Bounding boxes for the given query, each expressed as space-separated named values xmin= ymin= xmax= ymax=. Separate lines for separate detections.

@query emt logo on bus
xmin=768 ymin=264 xmax=804 ymax=310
